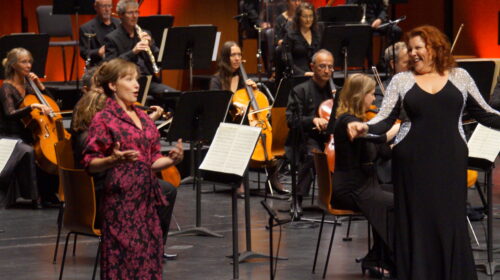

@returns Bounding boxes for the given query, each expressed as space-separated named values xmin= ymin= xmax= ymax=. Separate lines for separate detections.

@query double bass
xmin=21 ymin=78 xmax=71 ymax=174
xmin=232 ymin=63 xmax=274 ymax=166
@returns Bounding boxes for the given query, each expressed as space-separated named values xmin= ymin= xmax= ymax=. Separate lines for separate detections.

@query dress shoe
xmin=163 ymin=253 xmax=178 ymax=260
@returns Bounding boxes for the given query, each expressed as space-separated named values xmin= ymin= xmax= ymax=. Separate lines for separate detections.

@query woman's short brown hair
xmin=93 ymin=58 xmax=139 ymax=97
xmin=404 ymin=25 xmax=456 ymax=75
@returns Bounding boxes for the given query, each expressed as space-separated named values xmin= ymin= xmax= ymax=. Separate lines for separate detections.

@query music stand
xmin=138 ymin=15 xmax=174 ymax=51
xmin=321 ymin=24 xmax=372 ymax=82
xmin=317 ymin=5 xmax=362 ymax=25
xmin=0 ymin=34 xmax=49 ymax=79
xmin=157 ymin=25 xmax=218 ymax=90
xmin=166 ymin=90 xmax=232 ymax=238
xmin=52 ymin=0 xmax=96 ymax=91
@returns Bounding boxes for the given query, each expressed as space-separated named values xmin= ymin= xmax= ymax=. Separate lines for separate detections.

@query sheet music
xmin=157 ymin=28 xmax=169 ymax=63
xmin=0 ymin=139 xmax=19 ymax=175
xmin=468 ymin=124 xmax=500 ymax=162
xmin=212 ymin=31 xmax=221 ymax=62
xmin=199 ymin=123 xmax=261 ymax=177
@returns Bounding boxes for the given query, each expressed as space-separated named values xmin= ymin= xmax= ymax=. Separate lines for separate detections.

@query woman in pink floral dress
xmin=83 ymin=58 xmax=183 ymax=279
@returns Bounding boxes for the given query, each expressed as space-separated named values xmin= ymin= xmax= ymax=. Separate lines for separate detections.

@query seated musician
xmin=71 ymin=64 xmax=179 ymax=260
xmin=346 ymin=0 xmax=402 ymax=43
xmin=333 ymin=73 xmax=400 ymax=278
xmin=285 ymin=49 xmax=336 ymax=213
xmin=274 ymin=0 xmax=302 ymax=46
xmin=210 ymin=41 xmax=289 ymax=197
xmin=103 ymin=0 xmax=177 ymax=105
xmin=0 ymin=48 xmax=59 ymax=208
xmin=79 ymin=0 xmax=120 ymax=68
xmin=282 ymin=2 xmax=321 ymax=77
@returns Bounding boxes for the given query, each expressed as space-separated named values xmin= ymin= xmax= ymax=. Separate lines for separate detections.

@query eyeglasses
xmin=300 ymin=15 xmax=314 ymax=19
xmin=317 ymin=64 xmax=334 ymax=70
xmin=124 ymin=10 xmax=139 ymax=16
xmin=98 ymin=4 xmax=112 ymax=9
xmin=230 ymin=53 xmax=242 ymax=58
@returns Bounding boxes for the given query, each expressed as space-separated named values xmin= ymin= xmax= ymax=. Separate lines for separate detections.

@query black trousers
xmin=0 ymin=139 xmax=39 ymax=206
xmin=157 ymin=179 xmax=177 ymax=246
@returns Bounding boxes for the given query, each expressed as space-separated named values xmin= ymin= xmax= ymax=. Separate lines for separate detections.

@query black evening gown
xmin=367 ymin=69 xmax=500 ymax=280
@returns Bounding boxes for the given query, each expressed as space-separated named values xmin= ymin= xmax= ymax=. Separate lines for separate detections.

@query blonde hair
xmin=2 ymin=48 xmax=32 ymax=80
xmin=71 ymin=88 xmax=108 ymax=133
xmin=93 ymin=58 xmax=139 ymax=97
xmin=335 ymin=74 xmax=376 ymax=119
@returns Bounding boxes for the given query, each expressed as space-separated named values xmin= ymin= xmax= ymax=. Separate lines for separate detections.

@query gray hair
xmin=384 ymin=42 xmax=407 ymax=63
xmin=311 ymin=49 xmax=334 ymax=64
xmin=116 ymin=0 xmax=138 ymax=15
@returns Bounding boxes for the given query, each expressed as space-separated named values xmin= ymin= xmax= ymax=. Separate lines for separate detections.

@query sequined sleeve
xmin=450 ymin=68 xmax=500 ymax=129
xmin=367 ymin=72 xmax=412 ymax=134
xmin=0 ymin=84 xmax=32 ymax=120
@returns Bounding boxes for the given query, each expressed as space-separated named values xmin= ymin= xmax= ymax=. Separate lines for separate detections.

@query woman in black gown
xmin=348 ymin=25 xmax=500 ymax=280
xmin=333 ymin=73 xmax=400 ymax=277
xmin=282 ymin=2 xmax=321 ymax=76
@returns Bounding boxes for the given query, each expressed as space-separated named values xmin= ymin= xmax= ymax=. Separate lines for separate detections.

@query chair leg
xmin=92 ymin=238 xmax=101 ymax=280
xmin=312 ymin=212 xmax=326 ymax=274
xmin=72 ymin=234 xmax=78 ymax=256
xmin=322 ymin=216 xmax=338 ymax=279
xmin=59 ymin=232 xmax=73 ymax=280
xmin=52 ymin=205 xmax=64 ymax=264
xmin=68 ymin=45 xmax=76 ymax=82
xmin=343 ymin=216 xmax=353 ymax=241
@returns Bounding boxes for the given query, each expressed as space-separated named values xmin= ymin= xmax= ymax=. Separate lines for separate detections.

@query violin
xmin=317 ymin=78 xmax=337 ymax=172
xmin=21 ymin=78 xmax=71 ymax=174
xmin=232 ymin=63 xmax=274 ymax=166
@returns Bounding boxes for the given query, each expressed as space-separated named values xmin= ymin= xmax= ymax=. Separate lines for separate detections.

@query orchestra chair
xmin=53 ymin=138 xmax=73 ymax=264
xmin=57 ymin=155 xmax=101 ymax=280
xmin=262 ymin=28 xmax=275 ymax=75
xmin=311 ymin=150 xmax=365 ymax=279
xmin=36 ymin=5 xmax=78 ymax=82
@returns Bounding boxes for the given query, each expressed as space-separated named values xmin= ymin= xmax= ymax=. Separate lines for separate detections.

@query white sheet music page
xmin=0 ymin=139 xmax=19 ymax=174
xmin=468 ymin=124 xmax=500 ymax=162
xmin=199 ymin=123 xmax=261 ymax=177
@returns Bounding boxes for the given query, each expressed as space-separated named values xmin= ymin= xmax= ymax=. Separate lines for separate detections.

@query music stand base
xmin=476 ymin=260 xmax=500 ymax=276
xmin=180 ymin=176 xmax=195 ymax=185
xmin=168 ymin=227 xmax=223 ymax=238
xmin=250 ymin=189 xmax=290 ymax=200
xmin=226 ymin=251 xmax=288 ymax=263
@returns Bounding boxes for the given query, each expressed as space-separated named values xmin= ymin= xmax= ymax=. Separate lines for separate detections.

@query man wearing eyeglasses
xmin=285 ymin=49 xmax=337 ymax=215
xmin=79 ymin=0 xmax=120 ymax=67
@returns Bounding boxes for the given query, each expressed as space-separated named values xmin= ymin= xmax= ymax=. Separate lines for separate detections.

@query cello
xmin=21 ymin=78 xmax=71 ymax=174
xmin=232 ymin=63 xmax=274 ymax=166
xmin=317 ymin=78 xmax=336 ymax=172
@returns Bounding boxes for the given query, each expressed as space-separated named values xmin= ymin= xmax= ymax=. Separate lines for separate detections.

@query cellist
xmin=0 ymin=48 xmax=57 ymax=208
xmin=285 ymin=49 xmax=336 ymax=214
xmin=210 ymin=41 xmax=288 ymax=197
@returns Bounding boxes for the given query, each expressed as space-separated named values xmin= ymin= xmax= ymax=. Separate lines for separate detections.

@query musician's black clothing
xmin=79 ymin=17 xmax=120 ymax=67
xmin=104 ymin=25 xmax=176 ymax=98
xmin=282 ymin=28 xmax=321 ymax=75
xmin=285 ymin=79 xmax=332 ymax=197
xmin=332 ymin=113 xmax=393 ymax=249
xmin=208 ymin=72 xmax=245 ymax=92
xmin=273 ymin=14 xmax=289 ymax=45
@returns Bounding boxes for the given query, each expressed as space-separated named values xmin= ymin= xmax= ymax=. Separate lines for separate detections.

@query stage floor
xmin=0 ymin=162 xmax=499 ymax=280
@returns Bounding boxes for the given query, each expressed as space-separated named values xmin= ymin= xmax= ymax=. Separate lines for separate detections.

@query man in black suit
xmin=104 ymin=0 xmax=176 ymax=101
xmin=79 ymin=0 xmax=120 ymax=67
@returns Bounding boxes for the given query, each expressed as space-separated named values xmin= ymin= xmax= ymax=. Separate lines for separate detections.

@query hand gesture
xmin=347 ymin=121 xmax=368 ymax=140
xmin=168 ymin=139 xmax=184 ymax=165
xmin=245 ymin=79 xmax=258 ymax=90
xmin=111 ymin=142 xmax=140 ymax=164
xmin=31 ymin=103 xmax=53 ymax=116
xmin=133 ymin=40 xmax=150 ymax=54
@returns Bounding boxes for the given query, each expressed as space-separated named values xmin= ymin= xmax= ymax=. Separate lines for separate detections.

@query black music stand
xmin=469 ymin=157 xmax=499 ymax=276
xmin=321 ymin=24 xmax=372 ymax=82
xmin=166 ymin=90 xmax=232 ymax=238
xmin=52 ymin=0 xmax=96 ymax=91
xmin=138 ymin=15 xmax=174 ymax=51
xmin=157 ymin=25 xmax=217 ymax=90
xmin=317 ymin=5 xmax=363 ymax=25
xmin=0 ymin=34 xmax=49 ymax=79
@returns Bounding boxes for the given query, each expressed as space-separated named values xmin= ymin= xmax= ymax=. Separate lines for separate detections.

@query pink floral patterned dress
xmin=83 ymin=98 xmax=167 ymax=279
